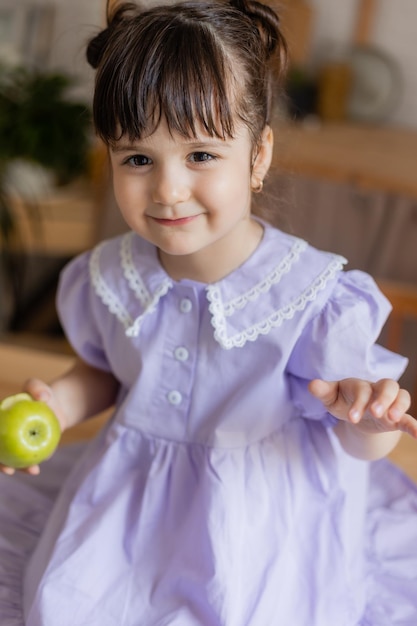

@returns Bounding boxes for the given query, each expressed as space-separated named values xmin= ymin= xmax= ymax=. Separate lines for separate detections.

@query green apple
xmin=0 ymin=393 xmax=61 ymax=469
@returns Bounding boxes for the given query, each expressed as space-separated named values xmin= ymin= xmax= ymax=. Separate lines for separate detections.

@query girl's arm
xmin=309 ymin=378 xmax=416 ymax=460
xmin=24 ymin=357 xmax=119 ymax=432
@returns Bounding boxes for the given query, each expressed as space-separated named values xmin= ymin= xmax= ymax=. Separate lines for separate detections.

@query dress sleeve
xmin=56 ymin=252 xmax=112 ymax=372
xmin=287 ymin=269 xmax=409 ymax=421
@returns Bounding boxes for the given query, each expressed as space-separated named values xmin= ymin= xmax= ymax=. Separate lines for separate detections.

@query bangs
xmin=94 ymin=13 xmax=237 ymax=143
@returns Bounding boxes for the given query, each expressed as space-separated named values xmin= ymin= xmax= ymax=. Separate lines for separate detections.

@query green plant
xmin=0 ymin=64 xmax=91 ymax=330
xmin=0 ymin=64 xmax=91 ymax=183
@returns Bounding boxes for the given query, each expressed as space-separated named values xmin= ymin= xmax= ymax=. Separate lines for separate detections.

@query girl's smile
xmin=149 ymin=215 xmax=202 ymax=226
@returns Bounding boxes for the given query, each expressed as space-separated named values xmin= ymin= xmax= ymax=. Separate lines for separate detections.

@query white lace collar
xmin=89 ymin=226 xmax=347 ymax=348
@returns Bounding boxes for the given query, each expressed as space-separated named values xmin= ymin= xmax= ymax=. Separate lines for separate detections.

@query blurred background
xmin=0 ymin=0 xmax=416 ymax=431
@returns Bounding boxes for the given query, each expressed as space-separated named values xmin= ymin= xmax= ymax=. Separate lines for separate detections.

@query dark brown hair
xmin=86 ymin=0 xmax=288 ymax=150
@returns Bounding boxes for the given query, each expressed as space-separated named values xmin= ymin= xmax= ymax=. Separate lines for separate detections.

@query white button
xmin=174 ymin=346 xmax=189 ymax=361
xmin=179 ymin=298 xmax=192 ymax=313
xmin=167 ymin=390 xmax=182 ymax=405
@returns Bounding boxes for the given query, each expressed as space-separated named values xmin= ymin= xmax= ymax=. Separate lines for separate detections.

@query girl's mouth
xmin=150 ymin=215 xmax=199 ymax=226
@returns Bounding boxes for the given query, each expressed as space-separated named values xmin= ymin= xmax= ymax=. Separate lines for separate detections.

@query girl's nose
xmin=151 ymin=166 xmax=190 ymax=206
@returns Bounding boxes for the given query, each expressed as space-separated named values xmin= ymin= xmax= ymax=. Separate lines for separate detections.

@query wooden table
xmin=0 ymin=342 xmax=416 ymax=482
xmin=273 ymin=122 xmax=417 ymax=199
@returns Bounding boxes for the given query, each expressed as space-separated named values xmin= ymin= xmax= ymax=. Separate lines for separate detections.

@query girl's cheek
xmin=113 ymin=177 xmax=136 ymax=205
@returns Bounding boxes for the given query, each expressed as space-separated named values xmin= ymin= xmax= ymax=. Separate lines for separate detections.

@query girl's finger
xmin=23 ymin=378 xmax=52 ymax=402
xmin=0 ymin=465 xmax=15 ymax=476
xmin=347 ymin=380 xmax=373 ymax=423
xmin=308 ymin=379 xmax=338 ymax=405
xmin=386 ymin=388 xmax=412 ymax=423
xmin=369 ymin=379 xmax=405 ymax=422
xmin=399 ymin=413 xmax=417 ymax=438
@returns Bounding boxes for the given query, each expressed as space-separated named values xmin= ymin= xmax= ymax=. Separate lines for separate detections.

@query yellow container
xmin=317 ymin=61 xmax=353 ymax=122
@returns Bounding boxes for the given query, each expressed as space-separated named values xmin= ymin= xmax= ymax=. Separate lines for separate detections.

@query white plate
xmin=347 ymin=45 xmax=402 ymax=123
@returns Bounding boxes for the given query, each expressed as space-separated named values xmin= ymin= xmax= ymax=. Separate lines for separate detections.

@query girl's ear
xmin=251 ymin=125 xmax=274 ymax=192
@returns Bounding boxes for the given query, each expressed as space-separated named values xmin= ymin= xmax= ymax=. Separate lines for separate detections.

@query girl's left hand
xmin=309 ymin=378 xmax=417 ymax=438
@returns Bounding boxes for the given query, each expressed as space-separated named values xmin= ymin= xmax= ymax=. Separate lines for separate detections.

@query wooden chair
xmin=377 ymin=279 xmax=417 ymax=412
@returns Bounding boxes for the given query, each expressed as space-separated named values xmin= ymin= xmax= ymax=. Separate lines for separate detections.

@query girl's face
xmin=109 ymin=119 xmax=273 ymax=282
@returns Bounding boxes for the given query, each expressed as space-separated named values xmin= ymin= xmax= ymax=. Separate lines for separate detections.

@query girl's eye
xmin=126 ymin=154 xmax=152 ymax=167
xmin=189 ymin=152 xmax=216 ymax=163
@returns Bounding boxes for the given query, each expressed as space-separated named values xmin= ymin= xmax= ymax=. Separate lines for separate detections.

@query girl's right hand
xmin=0 ymin=378 xmax=65 ymax=477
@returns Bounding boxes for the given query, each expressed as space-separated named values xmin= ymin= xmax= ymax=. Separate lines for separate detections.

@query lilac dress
xmin=1 ymin=223 xmax=417 ymax=625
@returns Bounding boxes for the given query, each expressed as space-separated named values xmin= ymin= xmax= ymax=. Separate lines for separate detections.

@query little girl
xmin=1 ymin=1 xmax=417 ymax=624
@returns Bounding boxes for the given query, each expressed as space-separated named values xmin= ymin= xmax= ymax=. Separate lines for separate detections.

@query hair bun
xmin=86 ymin=28 xmax=112 ymax=69
xmin=229 ymin=0 xmax=284 ymax=60
xmin=86 ymin=2 xmax=138 ymax=70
